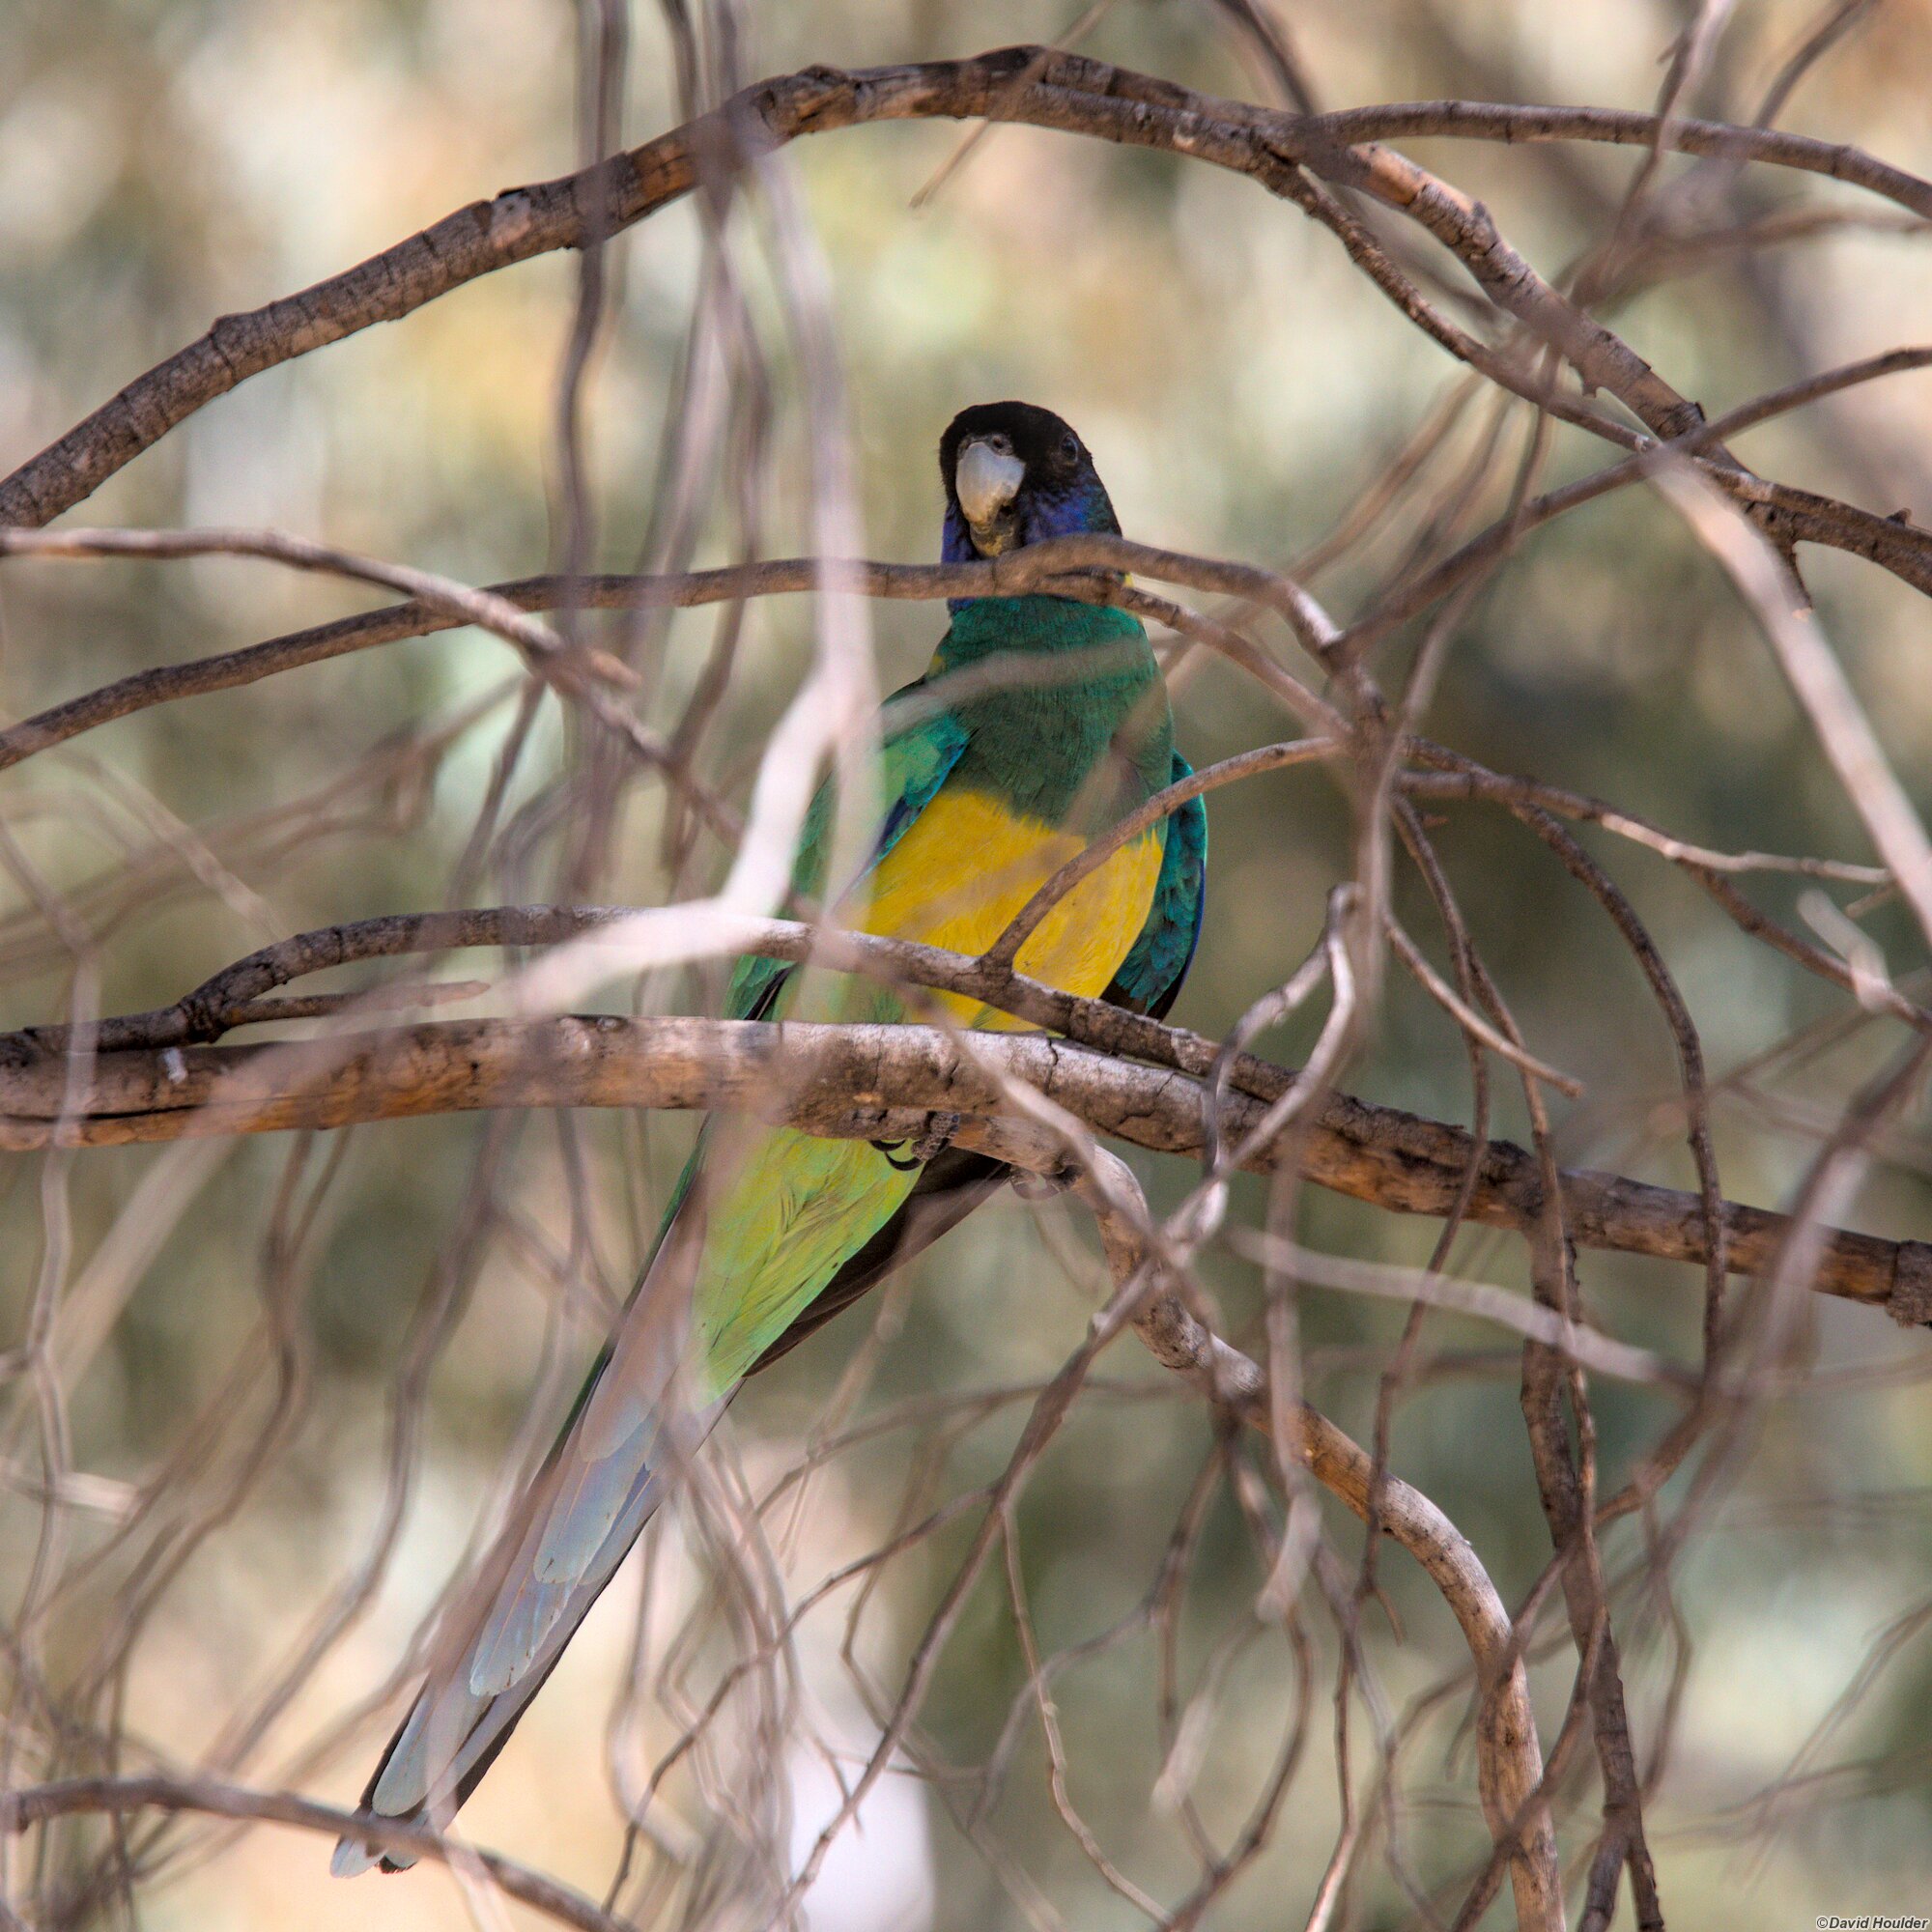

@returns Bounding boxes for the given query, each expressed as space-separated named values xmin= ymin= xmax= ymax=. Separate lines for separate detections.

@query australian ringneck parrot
xmin=332 ymin=401 xmax=1208 ymax=1871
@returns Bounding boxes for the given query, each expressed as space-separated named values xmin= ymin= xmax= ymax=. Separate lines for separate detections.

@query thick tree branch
xmin=4 ymin=1010 xmax=1927 ymax=1323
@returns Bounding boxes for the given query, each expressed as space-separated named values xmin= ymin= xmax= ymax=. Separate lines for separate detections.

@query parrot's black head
xmin=939 ymin=401 xmax=1121 ymax=563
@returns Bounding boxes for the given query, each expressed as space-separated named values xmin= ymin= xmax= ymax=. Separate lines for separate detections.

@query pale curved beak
xmin=955 ymin=439 xmax=1026 ymax=531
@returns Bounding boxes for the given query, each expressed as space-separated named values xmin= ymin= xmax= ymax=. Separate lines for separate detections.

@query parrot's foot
xmin=872 ymin=1111 xmax=962 ymax=1171
xmin=1011 ymin=1159 xmax=1078 ymax=1201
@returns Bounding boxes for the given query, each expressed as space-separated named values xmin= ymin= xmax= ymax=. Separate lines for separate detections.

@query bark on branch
xmin=5 ymin=1010 xmax=1928 ymax=1325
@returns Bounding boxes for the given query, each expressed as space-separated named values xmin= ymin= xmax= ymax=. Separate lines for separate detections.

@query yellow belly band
xmin=856 ymin=785 xmax=1163 ymax=1023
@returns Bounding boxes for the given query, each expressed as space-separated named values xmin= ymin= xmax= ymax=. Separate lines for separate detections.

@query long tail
xmin=329 ymin=1429 xmax=675 ymax=1873
xmin=331 ymin=1145 xmax=1004 ymax=1873
xmin=331 ymin=1228 xmax=708 ymax=1874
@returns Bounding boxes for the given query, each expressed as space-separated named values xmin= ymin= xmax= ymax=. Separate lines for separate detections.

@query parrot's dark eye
xmin=1059 ymin=432 xmax=1079 ymax=463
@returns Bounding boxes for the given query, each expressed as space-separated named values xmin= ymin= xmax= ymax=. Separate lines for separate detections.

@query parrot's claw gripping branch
xmin=871 ymin=1109 xmax=963 ymax=1169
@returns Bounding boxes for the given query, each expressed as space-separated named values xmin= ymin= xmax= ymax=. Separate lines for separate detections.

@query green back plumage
xmin=933 ymin=595 xmax=1172 ymax=828
xmin=686 ymin=596 xmax=1178 ymax=1383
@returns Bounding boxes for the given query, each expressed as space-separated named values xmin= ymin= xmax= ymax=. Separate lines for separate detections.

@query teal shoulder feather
xmin=1104 ymin=749 xmax=1207 ymax=1019
xmin=724 ymin=696 xmax=970 ymax=1022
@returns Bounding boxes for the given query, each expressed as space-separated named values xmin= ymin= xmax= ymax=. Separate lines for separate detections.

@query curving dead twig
xmin=1074 ymin=1147 xmax=1564 ymax=1932
xmin=6 ymin=47 xmax=1932 ymax=605
xmin=0 ymin=1775 xmax=631 ymax=1932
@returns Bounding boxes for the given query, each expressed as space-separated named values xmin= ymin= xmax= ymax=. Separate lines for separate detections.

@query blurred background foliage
xmin=5 ymin=1 xmax=1932 ymax=1927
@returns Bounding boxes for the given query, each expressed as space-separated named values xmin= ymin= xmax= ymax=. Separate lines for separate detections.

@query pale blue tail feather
xmin=330 ymin=1435 xmax=670 ymax=1873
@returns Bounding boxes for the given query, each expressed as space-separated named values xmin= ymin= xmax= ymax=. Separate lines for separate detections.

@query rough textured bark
xmin=5 ymin=1012 xmax=1929 ymax=1322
